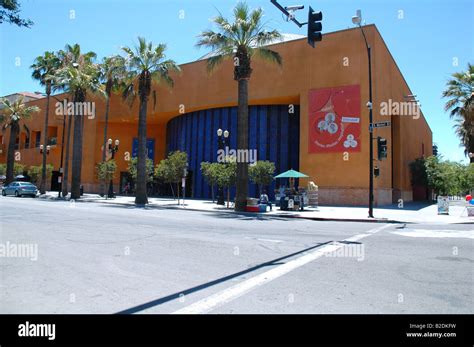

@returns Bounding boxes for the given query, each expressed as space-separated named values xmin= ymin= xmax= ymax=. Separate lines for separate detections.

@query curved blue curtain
xmin=166 ymin=105 xmax=300 ymax=200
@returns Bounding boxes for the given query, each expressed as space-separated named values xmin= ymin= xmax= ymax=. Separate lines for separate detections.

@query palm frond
xmin=253 ymin=48 xmax=282 ymax=66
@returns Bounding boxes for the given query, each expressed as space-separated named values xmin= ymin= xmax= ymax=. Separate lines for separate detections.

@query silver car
xmin=2 ymin=181 xmax=38 ymax=197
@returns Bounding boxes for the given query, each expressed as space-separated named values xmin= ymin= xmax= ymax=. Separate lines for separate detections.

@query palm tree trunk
xmin=100 ymin=94 xmax=111 ymax=196
xmin=40 ymin=86 xmax=51 ymax=194
xmin=135 ymin=96 xmax=148 ymax=205
xmin=235 ymin=78 xmax=249 ymax=212
xmin=6 ymin=122 xmax=19 ymax=184
xmin=70 ymin=92 xmax=85 ymax=199
xmin=62 ymin=112 xmax=73 ymax=197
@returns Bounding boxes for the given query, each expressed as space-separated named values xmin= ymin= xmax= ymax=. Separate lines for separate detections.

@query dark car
xmin=2 ymin=181 xmax=38 ymax=197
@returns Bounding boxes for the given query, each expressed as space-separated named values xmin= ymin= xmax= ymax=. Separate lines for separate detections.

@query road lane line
xmin=173 ymin=224 xmax=392 ymax=314
xmin=257 ymin=238 xmax=283 ymax=243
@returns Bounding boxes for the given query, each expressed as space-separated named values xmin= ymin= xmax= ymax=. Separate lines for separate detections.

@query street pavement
xmin=0 ymin=196 xmax=472 ymax=314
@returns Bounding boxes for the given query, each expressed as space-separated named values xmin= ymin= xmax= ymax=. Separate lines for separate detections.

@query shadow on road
xmin=115 ymin=240 xmax=334 ymax=314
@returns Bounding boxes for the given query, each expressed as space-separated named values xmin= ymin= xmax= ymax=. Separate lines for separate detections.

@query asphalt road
xmin=1 ymin=196 xmax=472 ymax=314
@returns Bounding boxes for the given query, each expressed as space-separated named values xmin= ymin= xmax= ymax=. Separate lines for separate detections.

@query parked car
xmin=2 ymin=181 xmax=38 ymax=197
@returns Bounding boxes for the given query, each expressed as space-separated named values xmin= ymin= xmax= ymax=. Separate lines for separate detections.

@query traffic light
xmin=432 ymin=144 xmax=438 ymax=156
xmin=307 ymin=6 xmax=323 ymax=48
xmin=377 ymin=137 xmax=388 ymax=160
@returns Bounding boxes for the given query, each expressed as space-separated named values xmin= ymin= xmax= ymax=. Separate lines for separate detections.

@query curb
xmin=67 ymin=198 xmax=406 ymax=224
xmin=36 ymin=194 xmax=470 ymax=224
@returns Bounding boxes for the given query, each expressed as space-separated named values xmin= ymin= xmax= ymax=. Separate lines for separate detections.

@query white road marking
xmin=173 ymin=224 xmax=392 ymax=314
xmin=392 ymin=229 xmax=474 ymax=239
xmin=257 ymin=238 xmax=283 ymax=243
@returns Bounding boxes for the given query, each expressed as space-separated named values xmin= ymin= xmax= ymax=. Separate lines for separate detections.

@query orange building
xmin=0 ymin=25 xmax=432 ymax=205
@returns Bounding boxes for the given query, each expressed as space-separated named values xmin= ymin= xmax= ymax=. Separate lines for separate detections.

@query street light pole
xmin=353 ymin=10 xmax=374 ymax=218
xmin=57 ymin=97 xmax=68 ymax=198
xmin=107 ymin=138 xmax=119 ymax=199
xmin=216 ymin=129 xmax=230 ymax=205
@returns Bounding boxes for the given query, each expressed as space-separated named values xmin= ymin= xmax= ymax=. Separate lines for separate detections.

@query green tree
xmin=55 ymin=44 xmax=103 ymax=199
xmin=425 ymin=156 xmax=451 ymax=196
xmin=0 ymin=96 xmax=40 ymax=184
xmin=31 ymin=50 xmax=62 ymax=194
xmin=216 ymin=160 xmax=237 ymax=208
xmin=127 ymin=157 xmax=154 ymax=183
xmin=424 ymin=156 xmax=471 ymax=196
xmin=155 ymin=151 xmax=188 ymax=204
xmin=201 ymin=161 xmax=220 ymax=202
xmin=13 ymin=163 xmax=25 ymax=176
xmin=96 ymin=160 xmax=117 ymax=198
xmin=0 ymin=0 xmax=33 ymax=27
xmin=442 ymin=63 xmax=474 ymax=162
xmin=249 ymin=160 xmax=275 ymax=196
xmin=28 ymin=164 xmax=53 ymax=186
xmin=197 ymin=1 xmax=282 ymax=211
xmin=121 ymin=37 xmax=180 ymax=206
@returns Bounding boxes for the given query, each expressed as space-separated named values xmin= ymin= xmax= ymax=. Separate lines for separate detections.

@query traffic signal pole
xmin=355 ymin=23 xmax=374 ymax=218
xmin=368 ymin=44 xmax=374 ymax=218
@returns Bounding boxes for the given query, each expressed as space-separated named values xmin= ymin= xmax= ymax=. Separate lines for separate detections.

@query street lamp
xmin=107 ymin=138 xmax=119 ymax=198
xmin=216 ymin=128 xmax=230 ymax=205
xmin=353 ymin=9 xmax=375 ymax=218
xmin=39 ymin=144 xmax=51 ymax=155
xmin=182 ymin=163 xmax=189 ymax=206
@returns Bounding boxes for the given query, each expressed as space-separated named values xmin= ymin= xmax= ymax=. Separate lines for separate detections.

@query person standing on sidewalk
xmin=259 ymin=190 xmax=272 ymax=211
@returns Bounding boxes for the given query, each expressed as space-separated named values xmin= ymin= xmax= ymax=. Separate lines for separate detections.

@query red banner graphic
xmin=308 ymin=85 xmax=361 ymax=153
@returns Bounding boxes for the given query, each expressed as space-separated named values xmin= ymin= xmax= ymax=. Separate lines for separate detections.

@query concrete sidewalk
xmin=36 ymin=192 xmax=474 ymax=225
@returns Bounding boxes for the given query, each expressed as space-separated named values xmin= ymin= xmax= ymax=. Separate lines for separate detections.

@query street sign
xmin=371 ymin=121 xmax=391 ymax=128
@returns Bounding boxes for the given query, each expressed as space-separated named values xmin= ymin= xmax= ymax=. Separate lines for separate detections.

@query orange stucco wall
xmin=1 ymin=25 xmax=432 ymax=205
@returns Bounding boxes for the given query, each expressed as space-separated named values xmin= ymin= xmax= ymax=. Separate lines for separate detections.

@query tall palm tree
xmin=196 ymin=2 xmax=282 ymax=211
xmin=99 ymin=55 xmax=126 ymax=196
xmin=55 ymin=44 xmax=103 ymax=199
xmin=121 ymin=37 xmax=180 ymax=205
xmin=31 ymin=51 xmax=61 ymax=194
xmin=0 ymin=97 xmax=40 ymax=184
xmin=442 ymin=63 xmax=474 ymax=162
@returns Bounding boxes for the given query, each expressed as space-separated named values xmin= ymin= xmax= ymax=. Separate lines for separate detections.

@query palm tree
xmin=31 ymin=51 xmax=61 ymax=194
xmin=121 ymin=37 xmax=180 ymax=205
xmin=99 ymin=55 xmax=126 ymax=196
xmin=442 ymin=63 xmax=474 ymax=162
xmin=55 ymin=44 xmax=103 ymax=199
xmin=0 ymin=97 xmax=40 ymax=184
xmin=196 ymin=1 xmax=282 ymax=211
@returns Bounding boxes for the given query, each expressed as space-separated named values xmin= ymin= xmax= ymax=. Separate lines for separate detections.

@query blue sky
xmin=0 ymin=0 xmax=473 ymax=162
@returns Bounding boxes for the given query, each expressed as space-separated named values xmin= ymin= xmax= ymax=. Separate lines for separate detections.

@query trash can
xmin=246 ymin=198 xmax=259 ymax=212
xmin=280 ymin=197 xmax=289 ymax=210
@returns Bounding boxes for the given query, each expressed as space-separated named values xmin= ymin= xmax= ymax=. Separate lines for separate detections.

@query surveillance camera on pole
xmin=284 ymin=5 xmax=304 ymax=21
xmin=352 ymin=9 xmax=362 ymax=25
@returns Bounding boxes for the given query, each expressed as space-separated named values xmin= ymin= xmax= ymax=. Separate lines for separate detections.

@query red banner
xmin=308 ymin=85 xmax=361 ymax=153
